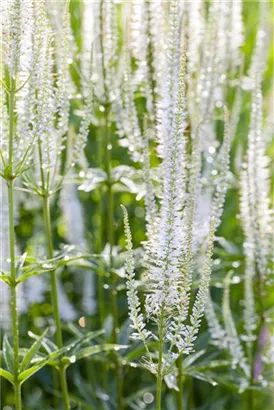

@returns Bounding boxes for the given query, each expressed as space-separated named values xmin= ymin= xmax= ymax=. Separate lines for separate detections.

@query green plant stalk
xmin=97 ymin=125 xmax=106 ymax=329
xmin=176 ymin=356 xmax=184 ymax=410
xmin=96 ymin=0 xmax=106 ymax=338
xmin=7 ymin=80 xmax=22 ymax=410
xmin=7 ymin=181 xmax=22 ymax=410
xmin=246 ymin=389 xmax=253 ymax=410
xmin=92 ymin=7 xmax=110 ymax=386
xmin=104 ymin=105 xmax=124 ymax=410
xmin=188 ymin=377 xmax=194 ymax=409
xmin=156 ymin=308 xmax=165 ymax=410
xmin=244 ymin=260 xmax=265 ymax=410
xmin=156 ymin=374 xmax=163 ymax=410
xmin=42 ymin=195 xmax=70 ymax=410
xmin=99 ymin=2 xmax=123 ymax=406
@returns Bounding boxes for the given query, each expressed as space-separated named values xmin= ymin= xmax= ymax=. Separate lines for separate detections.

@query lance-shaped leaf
xmin=0 ymin=368 xmax=14 ymax=384
xmin=68 ymin=330 xmax=105 ymax=355
xmin=19 ymin=329 xmax=49 ymax=372
xmin=74 ymin=344 xmax=128 ymax=361
xmin=3 ymin=334 xmax=14 ymax=373
xmin=28 ymin=331 xmax=57 ymax=354
xmin=186 ymin=370 xmax=218 ymax=386
xmin=0 ymin=273 xmax=14 ymax=286
xmin=18 ymin=341 xmax=73 ymax=385
xmin=18 ymin=358 xmax=50 ymax=385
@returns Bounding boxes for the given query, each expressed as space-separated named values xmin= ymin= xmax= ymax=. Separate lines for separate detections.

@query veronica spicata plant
xmin=0 ymin=1 xmax=109 ymax=409
xmin=121 ymin=22 xmax=235 ymax=405
xmin=206 ymin=18 xmax=273 ymax=408
xmin=0 ymin=1 xmax=55 ymax=408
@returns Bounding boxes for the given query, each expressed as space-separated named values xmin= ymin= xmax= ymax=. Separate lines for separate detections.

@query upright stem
xmin=246 ymin=389 xmax=253 ymax=410
xmin=42 ymin=195 xmax=70 ymax=410
xmin=156 ymin=307 xmax=165 ymax=410
xmin=7 ymin=79 xmax=22 ymax=410
xmin=105 ymin=117 xmax=118 ymax=342
xmin=176 ymin=357 xmax=184 ymax=410
xmin=99 ymin=3 xmax=122 ymax=406
xmin=104 ymin=104 xmax=123 ymax=410
xmin=97 ymin=127 xmax=105 ymax=328
xmin=96 ymin=0 xmax=107 ymax=333
xmin=188 ymin=377 xmax=194 ymax=409
xmin=8 ymin=181 xmax=22 ymax=410
xmin=156 ymin=374 xmax=163 ymax=410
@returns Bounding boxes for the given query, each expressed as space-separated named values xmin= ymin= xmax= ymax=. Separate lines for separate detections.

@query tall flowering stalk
xmin=118 ymin=2 xmax=236 ymax=407
xmin=0 ymin=1 xmax=81 ymax=409
xmin=122 ymin=49 xmax=221 ymax=409
xmin=205 ymin=14 xmax=272 ymax=408
xmin=80 ymin=0 xmax=124 ymax=406
xmin=0 ymin=1 xmax=43 ymax=407
xmin=27 ymin=2 xmax=73 ymax=408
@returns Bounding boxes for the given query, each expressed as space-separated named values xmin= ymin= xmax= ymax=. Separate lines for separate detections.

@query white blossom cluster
xmin=0 ymin=0 xmax=89 ymax=191
xmin=0 ymin=0 xmax=90 ymax=332
xmin=205 ymin=16 xmax=273 ymax=389
xmin=119 ymin=0 xmax=272 ymax=387
xmin=121 ymin=1 xmax=230 ymax=378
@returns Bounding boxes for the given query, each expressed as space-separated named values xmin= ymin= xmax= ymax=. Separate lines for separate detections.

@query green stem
xmin=42 ymin=197 xmax=62 ymax=347
xmin=176 ymin=357 xmax=184 ymax=410
xmin=7 ymin=80 xmax=22 ymax=410
xmin=8 ymin=182 xmax=22 ymax=410
xmin=108 ymin=181 xmax=118 ymax=341
xmin=99 ymin=3 xmax=122 ymax=406
xmin=246 ymin=389 xmax=253 ymax=410
xmin=105 ymin=106 xmax=123 ymax=410
xmin=97 ymin=125 xmax=106 ymax=328
xmin=60 ymin=365 xmax=71 ymax=410
xmin=156 ymin=308 xmax=164 ymax=410
xmin=42 ymin=195 xmax=70 ymax=410
xmin=14 ymin=383 xmax=22 ymax=410
xmin=188 ymin=377 xmax=194 ymax=410
xmin=156 ymin=374 xmax=163 ymax=410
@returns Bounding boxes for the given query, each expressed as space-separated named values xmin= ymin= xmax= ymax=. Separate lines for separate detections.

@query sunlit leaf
xmin=0 ymin=368 xmax=14 ymax=384
xmin=3 ymin=334 xmax=14 ymax=373
xmin=19 ymin=329 xmax=49 ymax=372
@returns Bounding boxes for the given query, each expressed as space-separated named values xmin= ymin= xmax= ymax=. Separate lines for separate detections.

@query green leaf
xmin=35 ymin=329 xmax=105 ymax=364
xmin=125 ymin=341 xmax=158 ymax=361
xmin=190 ymin=360 xmax=231 ymax=372
xmin=19 ymin=329 xmax=49 ymax=372
xmin=28 ymin=331 xmax=57 ymax=354
xmin=74 ymin=344 xmax=128 ymax=361
xmin=17 ymin=253 xmax=97 ymax=283
xmin=0 ymin=273 xmax=14 ymax=286
xmin=3 ymin=334 xmax=14 ymax=372
xmin=15 ymin=252 xmax=27 ymax=276
xmin=183 ymin=349 xmax=206 ymax=369
xmin=56 ymin=256 xmax=97 ymax=270
xmin=0 ymin=368 xmax=14 ymax=384
xmin=16 ymin=268 xmax=55 ymax=283
xmin=18 ymin=358 xmax=49 ymax=385
xmin=18 ymin=343 xmax=71 ymax=384
xmin=187 ymin=370 xmax=218 ymax=386
xmin=68 ymin=330 xmax=105 ymax=355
